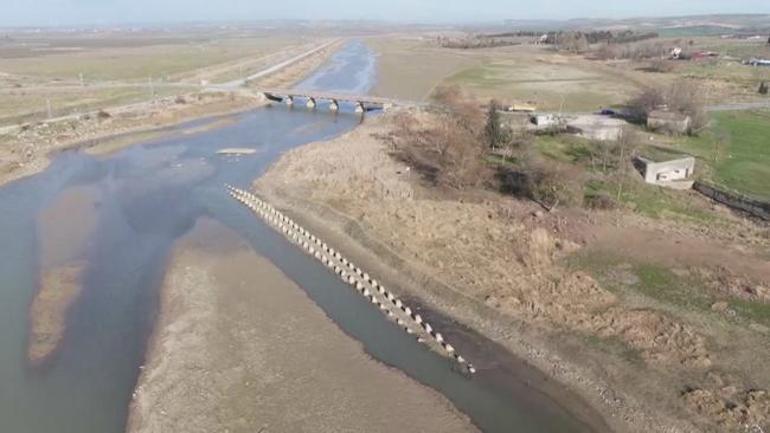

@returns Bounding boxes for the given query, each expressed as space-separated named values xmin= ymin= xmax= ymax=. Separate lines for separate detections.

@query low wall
xmin=693 ymin=181 xmax=770 ymax=221
xmin=227 ymin=185 xmax=476 ymax=375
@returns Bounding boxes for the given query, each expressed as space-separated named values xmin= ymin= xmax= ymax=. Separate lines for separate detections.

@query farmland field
xmin=681 ymin=109 xmax=770 ymax=200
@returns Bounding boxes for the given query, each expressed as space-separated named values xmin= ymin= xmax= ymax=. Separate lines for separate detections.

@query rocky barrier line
xmin=227 ymin=185 xmax=475 ymax=375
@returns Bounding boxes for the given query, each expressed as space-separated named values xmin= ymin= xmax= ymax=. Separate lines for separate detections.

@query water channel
xmin=0 ymin=41 xmax=600 ymax=433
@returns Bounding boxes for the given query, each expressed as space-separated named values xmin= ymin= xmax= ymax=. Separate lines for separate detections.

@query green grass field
xmin=567 ymin=252 xmax=770 ymax=328
xmin=678 ymin=110 xmax=770 ymax=200
xmin=534 ymin=134 xmax=729 ymax=223
xmin=585 ymin=177 xmax=722 ymax=223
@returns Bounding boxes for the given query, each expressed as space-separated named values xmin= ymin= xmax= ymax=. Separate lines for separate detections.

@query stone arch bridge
xmin=262 ymin=89 xmax=417 ymax=112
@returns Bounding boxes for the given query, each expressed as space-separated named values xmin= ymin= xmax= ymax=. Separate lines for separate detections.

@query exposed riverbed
xmin=0 ymin=41 xmax=605 ymax=433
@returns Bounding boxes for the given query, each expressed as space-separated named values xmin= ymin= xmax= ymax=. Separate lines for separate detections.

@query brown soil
xmin=254 ymin=110 xmax=770 ymax=433
xmin=366 ymin=37 xmax=482 ymax=101
xmin=127 ymin=217 xmax=477 ymax=433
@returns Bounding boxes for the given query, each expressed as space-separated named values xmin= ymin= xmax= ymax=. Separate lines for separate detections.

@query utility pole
xmin=79 ymin=72 xmax=84 ymax=87
xmin=148 ymin=76 xmax=155 ymax=97
xmin=46 ymin=99 xmax=52 ymax=119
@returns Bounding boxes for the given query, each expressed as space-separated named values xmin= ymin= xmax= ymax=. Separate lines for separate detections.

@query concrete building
xmin=532 ymin=113 xmax=561 ymax=127
xmin=566 ymin=114 xmax=625 ymax=141
xmin=503 ymin=102 xmax=537 ymax=113
xmin=647 ymin=110 xmax=692 ymax=134
xmin=635 ymin=155 xmax=696 ymax=189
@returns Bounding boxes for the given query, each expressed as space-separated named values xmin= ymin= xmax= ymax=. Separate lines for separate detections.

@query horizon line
xmin=2 ymin=12 xmax=770 ymax=30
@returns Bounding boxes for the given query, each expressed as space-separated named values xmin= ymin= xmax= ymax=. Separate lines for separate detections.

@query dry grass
xmin=0 ymin=33 xmax=303 ymax=82
xmin=0 ymin=31 xmax=307 ymax=125
xmin=366 ymin=37 xmax=482 ymax=101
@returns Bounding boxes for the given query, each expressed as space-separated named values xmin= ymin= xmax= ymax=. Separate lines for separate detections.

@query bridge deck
xmin=261 ymin=88 xmax=419 ymax=107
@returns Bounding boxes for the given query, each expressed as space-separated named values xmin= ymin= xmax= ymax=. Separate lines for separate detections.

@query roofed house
xmin=647 ymin=110 xmax=691 ymax=134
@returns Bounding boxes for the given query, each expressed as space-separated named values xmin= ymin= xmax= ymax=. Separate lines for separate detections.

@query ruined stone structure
xmin=647 ymin=110 xmax=692 ymax=134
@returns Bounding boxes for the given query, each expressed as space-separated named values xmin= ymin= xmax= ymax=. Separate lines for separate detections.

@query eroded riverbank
xmin=252 ymin=111 xmax=699 ymax=433
xmin=128 ymin=217 xmax=477 ymax=433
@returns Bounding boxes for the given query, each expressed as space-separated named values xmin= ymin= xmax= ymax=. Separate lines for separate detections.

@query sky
xmin=2 ymin=0 xmax=770 ymax=27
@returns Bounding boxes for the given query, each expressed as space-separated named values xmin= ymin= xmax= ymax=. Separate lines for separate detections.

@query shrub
xmin=627 ymin=80 xmax=708 ymax=134
xmin=497 ymin=158 xmax=583 ymax=211
xmin=647 ymin=59 xmax=675 ymax=73
xmin=525 ymin=161 xmax=584 ymax=210
xmin=391 ymin=86 xmax=490 ymax=189
xmin=627 ymin=87 xmax=666 ymax=124
xmin=485 ymin=100 xmax=507 ymax=149
xmin=585 ymin=192 xmax=618 ymax=210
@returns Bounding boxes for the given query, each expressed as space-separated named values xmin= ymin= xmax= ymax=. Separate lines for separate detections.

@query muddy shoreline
xmin=0 ymin=93 xmax=268 ymax=187
xmin=250 ymin=185 xmax=618 ymax=433
xmin=127 ymin=218 xmax=478 ymax=433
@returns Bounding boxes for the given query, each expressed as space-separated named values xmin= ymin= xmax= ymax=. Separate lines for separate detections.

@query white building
xmin=635 ymin=156 xmax=696 ymax=189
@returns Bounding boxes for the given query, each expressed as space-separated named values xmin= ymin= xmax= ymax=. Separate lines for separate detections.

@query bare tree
xmin=666 ymin=79 xmax=708 ymax=133
xmin=614 ymin=128 xmax=640 ymax=200
xmin=391 ymin=86 xmax=490 ymax=189
xmin=627 ymin=86 xmax=666 ymax=123
xmin=627 ymin=79 xmax=708 ymax=134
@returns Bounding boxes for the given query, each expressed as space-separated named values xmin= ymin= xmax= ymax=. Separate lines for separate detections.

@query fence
xmin=693 ymin=181 xmax=770 ymax=221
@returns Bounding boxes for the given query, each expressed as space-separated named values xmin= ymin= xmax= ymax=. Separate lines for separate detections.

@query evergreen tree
xmin=485 ymin=100 xmax=504 ymax=149
xmin=760 ymin=82 xmax=769 ymax=96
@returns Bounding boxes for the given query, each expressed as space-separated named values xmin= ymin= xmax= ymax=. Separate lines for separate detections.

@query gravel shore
xmin=127 ymin=217 xmax=477 ymax=433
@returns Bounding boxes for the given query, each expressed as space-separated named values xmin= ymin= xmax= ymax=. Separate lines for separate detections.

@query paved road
xmin=215 ymin=40 xmax=340 ymax=90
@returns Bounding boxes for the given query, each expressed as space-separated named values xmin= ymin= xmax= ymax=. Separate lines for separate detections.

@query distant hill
xmin=498 ymin=14 xmax=770 ymax=34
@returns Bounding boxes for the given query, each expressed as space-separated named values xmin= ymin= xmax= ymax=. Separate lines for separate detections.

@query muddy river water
xmin=0 ymin=41 xmax=600 ymax=433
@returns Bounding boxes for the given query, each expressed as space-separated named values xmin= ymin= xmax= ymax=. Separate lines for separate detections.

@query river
xmin=0 ymin=41 xmax=600 ymax=433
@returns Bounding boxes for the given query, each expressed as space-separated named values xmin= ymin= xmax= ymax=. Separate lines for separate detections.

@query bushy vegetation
xmin=627 ymin=79 xmax=709 ymax=134
xmin=391 ymin=88 xmax=585 ymax=210
xmin=439 ymin=30 xmax=658 ymax=51
xmin=592 ymin=41 xmax=671 ymax=61
xmin=485 ymin=100 xmax=507 ymax=149
xmin=547 ymin=31 xmax=659 ymax=53
xmin=389 ymin=86 xmax=490 ymax=189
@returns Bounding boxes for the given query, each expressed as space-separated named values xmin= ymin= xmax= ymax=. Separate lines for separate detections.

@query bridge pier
xmin=263 ymin=89 xmax=400 ymax=112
